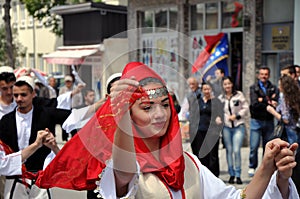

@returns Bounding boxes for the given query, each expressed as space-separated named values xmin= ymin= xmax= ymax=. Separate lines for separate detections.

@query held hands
xmin=35 ymin=128 xmax=59 ymax=153
xmin=262 ymin=138 xmax=298 ymax=178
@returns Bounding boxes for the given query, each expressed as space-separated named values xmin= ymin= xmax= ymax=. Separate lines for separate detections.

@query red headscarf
xmin=35 ymin=62 xmax=184 ymax=191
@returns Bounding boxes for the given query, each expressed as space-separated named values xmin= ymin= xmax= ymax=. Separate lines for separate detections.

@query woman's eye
xmin=163 ymin=103 xmax=170 ymax=108
xmin=143 ymin=106 xmax=151 ymax=111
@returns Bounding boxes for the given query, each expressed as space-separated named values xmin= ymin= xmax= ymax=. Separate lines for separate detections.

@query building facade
xmin=127 ymin=0 xmax=298 ymax=102
xmin=0 ymin=0 xmax=64 ymax=74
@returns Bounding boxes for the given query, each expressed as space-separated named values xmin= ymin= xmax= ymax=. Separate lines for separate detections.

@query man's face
xmin=0 ymin=80 xmax=15 ymax=103
xmin=188 ymin=78 xmax=198 ymax=92
xmin=215 ymin=69 xmax=224 ymax=79
xmin=49 ymin=78 xmax=56 ymax=87
xmin=296 ymin=67 xmax=300 ymax=78
xmin=84 ymin=91 xmax=95 ymax=105
xmin=280 ymin=68 xmax=295 ymax=79
xmin=13 ymin=85 xmax=35 ymax=113
xmin=65 ymin=80 xmax=73 ymax=89
xmin=258 ymin=69 xmax=270 ymax=83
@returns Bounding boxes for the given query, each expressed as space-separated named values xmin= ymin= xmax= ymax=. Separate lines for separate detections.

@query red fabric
xmin=192 ymin=33 xmax=224 ymax=73
xmin=35 ymin=62 xmax=185 ymax=191
xmin=231 ymin=2 xmax=243 ymax=27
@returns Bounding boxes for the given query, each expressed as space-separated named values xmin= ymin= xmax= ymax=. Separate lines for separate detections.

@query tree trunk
xmin=3 ymin=0 xmax=14 ymax=68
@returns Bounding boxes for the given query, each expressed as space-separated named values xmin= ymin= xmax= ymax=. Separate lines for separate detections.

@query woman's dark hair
xmin=280 ymin=75 xmax=300 ymax=122
xmin=139 ymin=77 xmax=164 ymax=87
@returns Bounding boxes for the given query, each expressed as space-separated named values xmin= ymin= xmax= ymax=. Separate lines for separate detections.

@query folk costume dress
xmin=35 ymin=62 xmax=299 ymax=199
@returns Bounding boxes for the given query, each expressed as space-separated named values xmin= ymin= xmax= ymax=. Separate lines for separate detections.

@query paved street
xmin=50 ymin=127 xmax=263 ymax=198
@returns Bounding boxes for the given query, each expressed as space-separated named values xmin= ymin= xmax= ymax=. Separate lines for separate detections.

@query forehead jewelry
xmin=144 ymin=86 xmax=168 ymax=99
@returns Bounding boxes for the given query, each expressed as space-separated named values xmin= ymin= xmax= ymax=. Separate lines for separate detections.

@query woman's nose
xmin=153 ymin=105 xmax=165 ymax=118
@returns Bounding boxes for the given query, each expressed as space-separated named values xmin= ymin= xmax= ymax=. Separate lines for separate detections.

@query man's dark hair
xmin=281 ymin=65 xmax=296 ymax=75
xmin=259 ymin=66 xmax=270 ymax=74
xmin=14 ymin=81 xmax=34 ymax=92
xmin=107 ymin=76 xmax=121 ymax=94
xmin=84 ymin=89 xmax=95 ymax=97
xmin=217 ymin=68 xmax=225 ymax=74
xmin=0 ymin=72 xmax=16 ymax=83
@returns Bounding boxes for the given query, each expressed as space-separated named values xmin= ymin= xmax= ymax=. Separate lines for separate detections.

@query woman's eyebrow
xmin=139 ymin=97 xmax=169 ymax=105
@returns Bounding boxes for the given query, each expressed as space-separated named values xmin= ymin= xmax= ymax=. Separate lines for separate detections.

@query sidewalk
xmin=183 ymin=142 xmax=263 ymax=189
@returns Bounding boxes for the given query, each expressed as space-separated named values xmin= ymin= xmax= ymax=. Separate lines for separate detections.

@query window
xmin=155 ymin=9 xmax=167 ymax=32
xmin=169 ymin=7 xmax=178 ymax=30
xmin=205 ymin=3 xmax=218 ymax=30
xmin=29 ymin=54 xmax=34 ymax=68
xmin=140 ymin=7 xmax=178 ymax=33
xmin=142 ymin=10 xmax=154 ymax=33
xmin=38 ymin=54 xmax=44 ymax=72
xmin=20 ymin=4 xmax=26 ymax=28
xmin=12 ymin=2 xmax=18 ymax=24
xmin=191 ymin=4 xmax=204 ymax=31
xmin=222 ymin=1 xmax=244 ymax=28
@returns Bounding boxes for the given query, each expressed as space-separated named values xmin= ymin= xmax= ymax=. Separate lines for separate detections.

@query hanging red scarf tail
xmin=35 ymin=62 xmax=185 ymax=191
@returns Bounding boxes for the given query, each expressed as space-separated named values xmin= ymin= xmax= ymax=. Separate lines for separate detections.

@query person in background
xmin=266 ymin=75 xmax=300 ymax=144
xmin=206 ymin=68 xmax=225 ymax=98
xmin=0 ymin=66 xmax=16 ymax=199
xmin=48 ymin=77 xmax=58 ymax=99
xmin=280 ymin=65 xmax=300 ymax=87
xmin=218 ymin=76 xmax=249 ymax=184
xmin=248 ymin=66 xmax=279 ymax=177
xmin=59 ymin=74 xmax=84 ymax=141
xmin=34 ymin=62 xmax=299 ymax=199
xmin=59 ymin=74 xmax=83 ymax=108
xmin=0 ymin=76 xmax=71 ymax=199
xmin=180 ymin=77 xmax=202 ymax=146
xmin=191 ymin=82 xmax=222 ymax=177
xmin=76 ymin=89 xmax=96 ymax=109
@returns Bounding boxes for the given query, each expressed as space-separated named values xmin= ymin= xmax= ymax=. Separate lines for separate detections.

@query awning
xmin=43 ymin=44 xmax=104 ymax=65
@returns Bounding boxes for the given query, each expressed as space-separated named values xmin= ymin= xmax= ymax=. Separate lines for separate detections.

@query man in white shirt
xmin=0 ymin=76 xmax=70 ymax=199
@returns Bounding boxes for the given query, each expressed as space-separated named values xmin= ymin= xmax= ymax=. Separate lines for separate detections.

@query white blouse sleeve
xmin=0 ymin=149 xmax=22 ymax=176
xmin=187 ymin=152 xmax=299 ymax=199
xmin=97 ymin=159 xmax=140 ymax=199
xmin=62 ymin=106 xmax=90 ymax=133
xmin=56 ymin=91 xmax=72 ymax=110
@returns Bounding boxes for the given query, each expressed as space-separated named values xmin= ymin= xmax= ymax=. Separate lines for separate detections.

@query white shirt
xmin=0 ymin=101 xmax=17 ymax=120
xmin=98 ymin=152 xmax=299 ymax=199
xmin=16 ymin=108 xmax=33 ymax=150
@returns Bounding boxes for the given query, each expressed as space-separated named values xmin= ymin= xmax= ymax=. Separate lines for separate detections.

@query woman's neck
xmin=143 ymin=137 xmax=160 ymax=160
xmin=203 ymin=95 xmax=211 ymax=102
xmin=225 ymin=92 xmax=233 ymax=99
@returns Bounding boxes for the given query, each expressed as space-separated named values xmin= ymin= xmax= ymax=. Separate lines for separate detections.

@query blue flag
xmin=200 ymin=33 xmax=229 ymax=80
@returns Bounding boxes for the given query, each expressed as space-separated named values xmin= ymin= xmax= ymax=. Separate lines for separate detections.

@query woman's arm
xmin=110 ymin=78 xmax=139 ymax=197
xmin=244 ymin=139 xmax=297 ymax=199
xmin=113 ymin=114 xmax=137 ymax=197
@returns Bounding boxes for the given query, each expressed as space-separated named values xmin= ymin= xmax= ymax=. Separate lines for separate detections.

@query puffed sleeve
xmin=0 ymin=149 xmax=22 ymax=176
xmin=97 ymin=159 xmax=140 ymax=199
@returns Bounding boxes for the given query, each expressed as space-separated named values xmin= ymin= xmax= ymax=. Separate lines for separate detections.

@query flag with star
xmin=192 ymin=33 xmax=229 ymax=80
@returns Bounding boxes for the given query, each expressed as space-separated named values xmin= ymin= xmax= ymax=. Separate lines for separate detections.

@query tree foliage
xmin=0 ymin=25 xmax=27 ymax=66
xmin=20 ymin=0 xmax=102 ymax=36
xmin=20 ymin=0 xmax=67 ymax=36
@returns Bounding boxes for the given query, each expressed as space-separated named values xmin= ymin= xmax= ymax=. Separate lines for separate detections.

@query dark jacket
xmin=0 ymin=106 xmax=70 ymax=172
xmin=249 ymin=80 xmax=279 ymax=121
xmin=292 ymin=151 xmax=300 ymax=196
